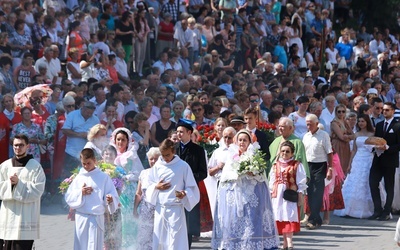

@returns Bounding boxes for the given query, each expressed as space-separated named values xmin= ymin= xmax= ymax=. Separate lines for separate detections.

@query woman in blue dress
xmin=211 ymin=129 xmax=279 ymax=249
xmin=111 ymin=128 xmax=144 ymax=248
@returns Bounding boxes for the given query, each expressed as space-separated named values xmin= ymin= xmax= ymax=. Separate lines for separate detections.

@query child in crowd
xmin=146 ymin=139 xmax=200 ymax=249
xmin=65 ymin=148 xmax=120 ymax=250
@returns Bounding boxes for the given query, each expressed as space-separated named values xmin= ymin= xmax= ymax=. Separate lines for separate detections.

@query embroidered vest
xmin=271 ymin=159 xmax=299 ymax=198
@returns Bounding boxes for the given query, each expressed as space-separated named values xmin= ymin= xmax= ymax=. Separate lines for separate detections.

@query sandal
xmin=305 ymin=222 xmax=320 ymax=230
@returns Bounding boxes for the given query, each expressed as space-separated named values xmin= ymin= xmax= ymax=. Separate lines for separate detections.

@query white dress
xmin=334 ymin=136 xmax=374 ymax=218
xmin=211 ymin=144 xmax=279 ymax=250
xmin=392 ymin=155 xmax=400 ymax=211
xmin=288 ymin=27 xmax=304 ymax=59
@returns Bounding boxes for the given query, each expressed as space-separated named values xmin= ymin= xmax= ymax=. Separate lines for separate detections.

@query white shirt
xmin=173 ymin=27 xmax=194 ymax=49
xmin=320 ymin=108 xmax=335 ymax=135
xmin=115 ymin=57 xmax=129 ymax=83
xmin=369 ymin=39 xmax=386 ymax=58
xmin=207 ymin=142 xmax=230 ymax=181
xmin=85 ymin=15 xmax=99 ymax=35
xmin=302 ymin=128 xmax=333 ymax=163
xmin=34 ymin=57 xmax=58 ymax=81
xmin=288 ymin=112 xmax=309 ymax=139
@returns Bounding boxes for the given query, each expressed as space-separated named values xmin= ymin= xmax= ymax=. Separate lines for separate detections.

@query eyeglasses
xmin=66 ymin=104 xmax=75 ymax=108
xmin=192 ymin=108 xmax=202 ymax=112
xmin=250 ymin=99 xmax=259 ymax=103
xmin=13 ymin=144 xmax=27 ymax=148
xmin=337 ymin=110 xmax=346 ymax=114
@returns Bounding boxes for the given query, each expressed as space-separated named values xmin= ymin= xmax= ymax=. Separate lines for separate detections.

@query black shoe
xmin=378 ymin=214 xmax=390 ymax=221
xmin=367 ymin=213 xmax=381 ymax=220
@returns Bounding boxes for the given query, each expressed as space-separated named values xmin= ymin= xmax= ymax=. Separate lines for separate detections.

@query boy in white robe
xmin=146 ymin=139 xmax=200 ymax=250
xmin=65 ymin=148 xmax=120 ymax=250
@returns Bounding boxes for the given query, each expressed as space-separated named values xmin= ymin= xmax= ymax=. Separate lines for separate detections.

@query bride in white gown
xmin=335 ymin=114 xmax=375 ymax=218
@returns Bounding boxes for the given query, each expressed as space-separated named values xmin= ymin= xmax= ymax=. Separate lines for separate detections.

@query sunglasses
xmin=250 ymin=99 xmax=259 ymax=103
xmin=192 ymin=108 xmax=202 ymax=112
xmin=66 ymin=104 xmax=75 ymax=108
xmin=337 ymin=110 xmax=346 ymax=114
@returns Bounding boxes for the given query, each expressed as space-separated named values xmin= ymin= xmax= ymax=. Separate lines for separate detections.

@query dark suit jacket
xmin=176 ymin=140 xmax=207 ymax=236
xmin=373 ymin=118 xmax=400 ymax=168
xmin=255 ymin=129 xmax=271 ymax=161
xmin=176 ymin=141 xmax=208 ymax=183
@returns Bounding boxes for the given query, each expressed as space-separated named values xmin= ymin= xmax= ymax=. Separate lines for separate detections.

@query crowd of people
xmin=1 ymin=0 xmax=400 ymax=249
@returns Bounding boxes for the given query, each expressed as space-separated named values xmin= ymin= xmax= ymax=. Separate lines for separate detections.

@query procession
xmin=1 ymin=0 xmax=400 ymax=249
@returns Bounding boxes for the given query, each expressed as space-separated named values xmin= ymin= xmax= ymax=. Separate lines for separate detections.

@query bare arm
xmin=347 ymin=135 xmax=358 ymax=173
xmin=150 ymin=123 xmax=160 ymax=146
xmin=133 ymin=180 xmax=142 ymax=218
xmin=67 ymin=63 xmax=82 ymax=78
xmin=331 ymin=122 xmax=350 ymax=142
xmin=208 ymin=162 xmax=224 ymax=176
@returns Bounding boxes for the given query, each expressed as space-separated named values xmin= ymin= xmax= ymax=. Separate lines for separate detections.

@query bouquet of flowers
xmin=257 ymin=122 xmax=277 ymax=144
xmin=59 ymin=168 xmax=79 ymax=194
xmin=98 ymin=162 xmax=126 ymax=192
xmin=232 ymin=149 xmax=267 ymax=176
xmin=59 ymin=163 xmax=126 ymax=194
xmin=196 ymin=124 xmax=220 ymax=158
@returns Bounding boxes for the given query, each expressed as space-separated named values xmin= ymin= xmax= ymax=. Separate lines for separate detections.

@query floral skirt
xmin=104 ymin=210 xmax=122 ymax=250
xmin=212 ymin=180 xmax=279 ymax=250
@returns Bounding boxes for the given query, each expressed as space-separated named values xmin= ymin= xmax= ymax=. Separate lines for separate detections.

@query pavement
xmin=36 ymin=194 xmax=399 ymax=250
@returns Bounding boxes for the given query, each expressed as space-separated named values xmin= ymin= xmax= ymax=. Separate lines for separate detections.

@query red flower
xmin=198 ymin=125 xmax=204 ymax=131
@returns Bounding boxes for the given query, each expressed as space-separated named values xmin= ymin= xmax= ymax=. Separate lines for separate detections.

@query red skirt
xmin=198 ymin=180 xmax=213 ymax=232
xmin=276 ymin=221 xmax=300 ymax=235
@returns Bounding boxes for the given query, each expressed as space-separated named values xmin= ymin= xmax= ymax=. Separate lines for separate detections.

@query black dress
xmin=155 ymin=120 xmax=176 ymax=144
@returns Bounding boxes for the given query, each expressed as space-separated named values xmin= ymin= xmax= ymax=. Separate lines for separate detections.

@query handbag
xmin=283 ymin=189 xmax=298 ymax=203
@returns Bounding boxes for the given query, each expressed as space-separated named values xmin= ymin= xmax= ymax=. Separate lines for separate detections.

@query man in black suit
xmin=369 ymin=102 xmax=400 ymax=220
xmin=244 ymin=107 xmax=271 ymax=162
xmin=176 ymin=121 xmax=207 ymax=247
